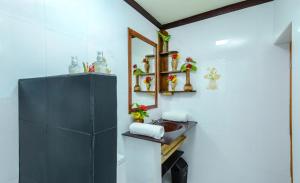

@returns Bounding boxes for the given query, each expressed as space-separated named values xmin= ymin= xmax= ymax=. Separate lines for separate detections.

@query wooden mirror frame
xmin=128 ymin=28 xmax=158 ymax=113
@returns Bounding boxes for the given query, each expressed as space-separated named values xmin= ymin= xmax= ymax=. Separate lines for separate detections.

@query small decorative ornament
xmin=144 ymin=76 xmax=153 ymax=91
xmin=94 ymin=51 xmax=111 ymax=73
xmin=204 ymin=68 xmax=221 ymax=90
xmin=131 ymin=103 xmax=149 ymax=123
xmin=168 ymin=75 xmax=177 ymax=91
xmin=143 ymin=58 xmax=150 ymax=73
xmin=133 ymin=64 xmax=145 ymax=92
xmin=181 ymin=57 xmax=198 ymax=92
xmin=171 ymin=53 xmax=180 ymax=71
xmin=158 ymin=31 xmax=171 ymax=53
xmin=69 ymin=56 xmax=81 ymax=74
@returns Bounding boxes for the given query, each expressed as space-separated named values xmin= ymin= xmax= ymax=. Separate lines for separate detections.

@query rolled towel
xmin=162 ymin=111 xmax=188 ymax=122
xmin=129 ymin=123 xmax=165 ymax=139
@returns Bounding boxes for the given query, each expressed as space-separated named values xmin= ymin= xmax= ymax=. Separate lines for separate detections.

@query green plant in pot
xmin=181 ymin=57 xmax=197 ymax=92
xmin=133 ymin=64 xmax=145 ymax=92
xmin=158 ymin=31 xmax=171 ymax=53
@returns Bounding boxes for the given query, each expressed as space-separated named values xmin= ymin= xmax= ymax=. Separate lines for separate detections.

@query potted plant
xmin=144 ymin=76 xmax=153 ymax=91
xmin=131 ymin=103 xmax=149 ymax=123
xmin=158 ymin=31 xmax=171 ymax=53
xmin=168 ymin=75 xmax=178 ymax=91
xmin=143 ymin=58 xmax=150 ymax=73
xmin=171 ymin=53 xmax=180 ymax=71
xmin=133 ymin=64 xmax=145 ymax=92
xmin=181 ymin=57 xmax=197 ymax=91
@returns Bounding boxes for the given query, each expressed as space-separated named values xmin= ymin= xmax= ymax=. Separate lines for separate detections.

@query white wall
xmin=161 ymin=3 xmax=290 ymax=183
xmin=0 ymin=0 xmax=160 ymax=183
xmin=274 ymin=1 xmax=300 ymax=183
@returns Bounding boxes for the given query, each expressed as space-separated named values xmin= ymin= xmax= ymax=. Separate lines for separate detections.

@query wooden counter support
xmin=161 ymin=135 xmax=186 ymax=163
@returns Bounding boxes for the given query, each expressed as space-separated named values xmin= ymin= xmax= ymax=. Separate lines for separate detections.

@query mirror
xmin=128 ymin=28 xmax=158 ymax=113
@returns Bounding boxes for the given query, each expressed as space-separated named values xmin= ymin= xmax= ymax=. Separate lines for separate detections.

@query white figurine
xmin=94 ymin=52 xmax=111 ymax=74
xmin=69 ymin=56 xmax=81 ymax=74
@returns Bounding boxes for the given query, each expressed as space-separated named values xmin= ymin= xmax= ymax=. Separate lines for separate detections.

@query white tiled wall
xmin=0 ymin=1 xmax=159 ymax=183
xmin=161 ymin=2 xmax=291 ymax=183
xmin=274 ymin=1 xmax=300 ymax=182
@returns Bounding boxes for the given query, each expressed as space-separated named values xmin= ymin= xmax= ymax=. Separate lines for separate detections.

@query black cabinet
xmin=19 ymin=73 xmax=117 ymax=183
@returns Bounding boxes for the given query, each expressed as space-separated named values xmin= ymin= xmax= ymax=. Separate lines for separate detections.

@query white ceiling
xmin=135 ymin=0 xmax=246 ymax=24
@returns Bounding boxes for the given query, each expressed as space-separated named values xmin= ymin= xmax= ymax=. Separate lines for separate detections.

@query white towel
xmin=162 ymin=111 xmax=188 ymax=122
xmin=129 ymin=123 xmax=165 ymax=139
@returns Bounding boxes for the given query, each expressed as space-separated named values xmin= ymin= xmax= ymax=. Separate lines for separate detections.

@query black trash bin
xmin=171 ymin=158 xmax=188 ymax=183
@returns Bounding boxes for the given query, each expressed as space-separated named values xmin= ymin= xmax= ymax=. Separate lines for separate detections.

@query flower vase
xmin=134 ymin=118 xmax=144 ymax=123
xmin=208 ymin=80 xmax=218 ymax=90
xmin=134 ymin=76 xmax=141 ymax=92
xmin=184 ymin=69 xmax=193 ymax=92
xmin=162 ymin=42 xmax=168 ymax=53
xmin=144 ymin=62 xmax=150 ymax=73
xmin=171 ymin=59 xmax=178 ymax=71
xmin=146 ymin=83 xmax=151 ymax=91
xmin=171 ymin=82 xmax=177 ymax=91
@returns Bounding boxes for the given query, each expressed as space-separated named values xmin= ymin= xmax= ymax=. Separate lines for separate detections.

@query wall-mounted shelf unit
xmin=158 ymin=30 xmax=196 ymax=95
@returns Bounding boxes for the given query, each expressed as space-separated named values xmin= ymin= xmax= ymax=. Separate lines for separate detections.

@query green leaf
xmin=133 ymin=68 xmax=145 ymax=76
xmin=180 ymin=64 xmax=186 ymax=72
xmin=158 ymin=32 xmax=171 ymax=42
xmin=191 ymin=65 xmax=197 ymax=72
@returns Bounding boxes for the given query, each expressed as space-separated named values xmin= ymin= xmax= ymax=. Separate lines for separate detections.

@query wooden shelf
xmin=159 ymin=51 xmax=178 ymax=56
xmin=160 ymin=70 xmax=185 ymax=74
xmin=139 ymin=72 xmax=155 ymax=76
xmin=145 ymin=54 xmax=155 ymax=58
xmin=161 ymin=90 xmax=197 ymax=95
xmin=134 ymin=91 xmax=155 ymax=94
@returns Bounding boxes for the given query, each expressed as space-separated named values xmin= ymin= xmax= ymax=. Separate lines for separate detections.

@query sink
xmin=157 ymin=121 xmax=185 ymax=140
xmin=159 ymin=121 xmax=184 ymax=132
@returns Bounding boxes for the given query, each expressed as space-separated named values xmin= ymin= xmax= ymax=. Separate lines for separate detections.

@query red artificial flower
xmin=186 ymin=57 xmax=193 ymax=62
xmin=171 ymin=53 xmax=178 ymax=60
xmin=145 ymin=76 xmax=152 ymax=83
xmin=133 ymin=64 xmax=137 ymax=69
xmin=168 ymin=75 xmax=174 ymax=81
xmin=89 ymin=65 xmax=95 ymax=72
xmin=139 ymin=105 xmax=148 ymax=111
xmin=186 ymin=64 xmax=192 ymax=69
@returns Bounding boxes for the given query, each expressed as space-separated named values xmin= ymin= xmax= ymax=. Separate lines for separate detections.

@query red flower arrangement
xmin=167 ymin=75 xmax=177 ymax=83
xmin=171 ymin=53 xmax=180 ymax=60
xmin=186 ymin=64 xmax=192 ymax=69
xmin=89 ymin=64 xmax=95 ymax=72
xmin=181 ymin=57 xmax=197 ymax=72
xmin=144 ymin=76 xmax=153 ymax=84
xmin=139 ymin=105 xmax=148 ymax=111
xmin=131 ymin=103 xmax=149 ymax=122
